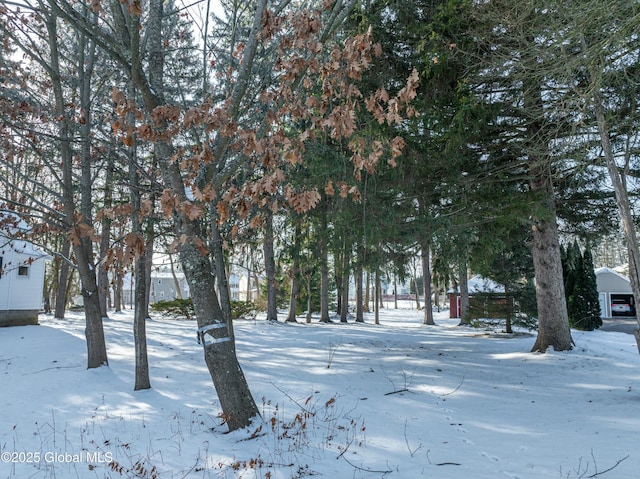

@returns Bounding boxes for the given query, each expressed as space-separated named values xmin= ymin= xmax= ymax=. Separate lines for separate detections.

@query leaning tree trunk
xmin=181 ymin=239 xmax=260 ymax=431
xmin=593 ymin=89 xmax=640 ymax=352
xmin=128 ymin=0 xmax=260 ymax=427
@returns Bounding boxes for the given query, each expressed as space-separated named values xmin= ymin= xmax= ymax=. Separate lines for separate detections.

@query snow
xmin=1 ymin=306 xmax=639 ymax=479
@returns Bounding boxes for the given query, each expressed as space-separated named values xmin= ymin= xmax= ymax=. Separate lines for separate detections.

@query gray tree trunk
xmin=421 ymin=242 xmax=435 ymax=325
xmin=54 ymin=238 xmax=71 ymax=319
xmin=286 ymin=220 xmax=301 ymax=322
xmin=458 ymin=261 xmax=470 ymax=325
xmin=374 ymin=269 xmax=381 ymax=325
xmin=355 ymin=247 xmax=364 ymax=322
xmin=340 ymin=244 xmax=350 ymax=322
xmin=319 ymin=208 xmax=330 ymax=322
xmin=524 ymin=77 xmax=573 ymax=352
xmin=263 ymin=209 xmax=278 ymax=321
xmin=592 ymin=89 xmax=640 ymax=351
xmin=46 ymin=10 xmax=107 ymax=368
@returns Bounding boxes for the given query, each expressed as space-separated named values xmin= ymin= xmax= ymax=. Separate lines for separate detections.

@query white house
xmin=0 ymin=213 xmax=50 ymax=326
xmin=595 ymin=267 xmax=634 ymax=318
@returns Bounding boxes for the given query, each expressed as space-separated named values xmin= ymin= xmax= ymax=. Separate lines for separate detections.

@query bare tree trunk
xmin=263 ymin=209 xmax=278 ymax=321
xmin=504 ymin=284 xmax=513 ymax=334
xmin=355 ymin=247 xmax=364 ymax=322
xmin=133 ymin=252 xmax=150 ymax=390
xmin=340 ymin=242 xmax=350 ymax=322
xmin=128 ymin=81 xmax=150 ymax=390
xmin=182 ymin=240 xmax=259 ymax=431
xmin=413 ymin=276 xmax=421 ymax=310
xmin=593 ymin=89 xmax=640 ymax=351
xmin=458 ymin=261 xmax=470 ymax=325
xmin=524 ymin=78 xmax=573 ymax=352
xmin=141 ymin=0 xmax=259 ymax=428
xmin=114 ymin=271 xmax=123 ymax=313
xmin=306 ymin=274 xmax=312 ymax=323
xmin=393 ymin=277 xmax=398 ymax=309
xmin=374 ymin=269 xmax=380 ymax=325
xmin=529 ymin=203 xmax=572 ymax=352
xmin=98 ymin=153 xmax=115 ymax=318
xmin=335 ymin=247 xmax=343 ymax=316
xmin=54 ymin=238 xmax=71 ymax=319
xmin=47 ymin=9 xmax=107 ymax=368
xmin=319 ymin=208 xmax=330 ymax=323
xmin=286 ymin=219 xmax=301 ymax=323
xmin=168 ymin=252 xmax=183 ymax=299
xmin=211 ymin=210 xmax=235 ymax=340
xmin=364 ymin=270 xmax=371 ymax=313
xmin=421 ymin=241 xmax=435 ymax=325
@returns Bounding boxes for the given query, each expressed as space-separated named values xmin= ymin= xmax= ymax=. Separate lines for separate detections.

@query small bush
xmin=150 ymin=299 xmax=194 ymax=320
xmin=150 ymin=299 xmax=256 ymax=320
xmin=231 ymin=301 xmax=256 ymax=319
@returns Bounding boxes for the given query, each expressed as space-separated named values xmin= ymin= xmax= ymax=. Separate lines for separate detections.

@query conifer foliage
xmin=562 ymin=242 xmax=602 ymax=331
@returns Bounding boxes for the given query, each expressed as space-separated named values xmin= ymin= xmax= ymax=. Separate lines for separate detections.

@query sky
xmin=1 ymin=305 xmax=639 ymax=479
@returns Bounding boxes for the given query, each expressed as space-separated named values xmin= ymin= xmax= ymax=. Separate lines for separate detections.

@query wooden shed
xmin=448 ymin=275 xmax=506 ymax=319
xmin=0 ymin=213 xmax=50 ymax=326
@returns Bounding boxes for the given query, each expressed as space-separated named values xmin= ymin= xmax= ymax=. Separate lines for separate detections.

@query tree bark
xmin=46 ymin=9 xmax=108 ymax=368
xmin=286 ymin=219 xmax=301 ymax=322
xmin=524 ymin=77 xmax=573 ymax=352
xmin=263 ymin=209 xmax=278 ymax=321
xmin=54 ymin=238 xmax=71 ymax=319
xmin=355 ymin=246 xmax=364 ymax=322
xmin=319 ymin=207 xmax=331 ymax=323
xmin=374 ymin=269 xmax=381 ymax=325
xmin=340 ymin=241 xmax=350 ymax=322
xmin=458 ymin=261 xmax=470 ymax=325
xmin=182 ymin=240 xmax=259 ymax=430
xmin=592 ymin=89 xmax=640 ymax=349
xmin=421 ymin=241 xmax=435 ymax=325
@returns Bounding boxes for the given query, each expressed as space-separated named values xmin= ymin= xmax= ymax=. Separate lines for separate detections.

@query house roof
xmin=0 ymin=210 xmax=30 ymax=236
xmin=449 ymin=275 xmax=505 ymax=294
xmin=0 ymin=211 xmax=51 ymax=261
xmin=595 ymin=267 xmax=632 ymax=293
xmin=595 ymin=267 xmax=630 ymax=282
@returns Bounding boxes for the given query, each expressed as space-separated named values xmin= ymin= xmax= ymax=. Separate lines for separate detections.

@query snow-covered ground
xmin=1 ymin=306 xmax=639 ymax=479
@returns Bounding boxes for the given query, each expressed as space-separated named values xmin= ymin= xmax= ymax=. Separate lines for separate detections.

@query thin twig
xmin=440 ymin=372 xmax=466 ymax=397
xmin=340 ymin=455 xmax=393 ymax=474
xmin=587 ymin=454 xmax=629 ymax=478
xmin=384 ymin=388 xmax=409 ymax=396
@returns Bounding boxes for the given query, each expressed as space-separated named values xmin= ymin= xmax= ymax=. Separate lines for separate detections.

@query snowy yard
xmin=1 ymin=307 xmax=639 ymax=479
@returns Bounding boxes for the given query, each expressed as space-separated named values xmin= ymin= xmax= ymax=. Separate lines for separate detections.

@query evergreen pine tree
xmin=565 ymin=243 xmax=602 ymax=330
xmin=576 ymin=247 xmax=602 ymax=330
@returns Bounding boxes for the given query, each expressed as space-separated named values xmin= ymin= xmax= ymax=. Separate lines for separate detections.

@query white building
xmin=595 ymin=267 xmax=634 ymax=318
xmin=0 ymin=213 xmax=50 ymax=326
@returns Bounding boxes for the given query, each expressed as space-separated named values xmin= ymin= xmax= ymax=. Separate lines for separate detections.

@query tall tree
xmin=465 ymin=0 xmax=575 ymax=351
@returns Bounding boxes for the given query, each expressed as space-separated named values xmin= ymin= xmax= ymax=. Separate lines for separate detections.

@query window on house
xmin=0 ymin=257 xmax=3 ymax=278
xmin=18 ymin=265 xmax=29 ymax=277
